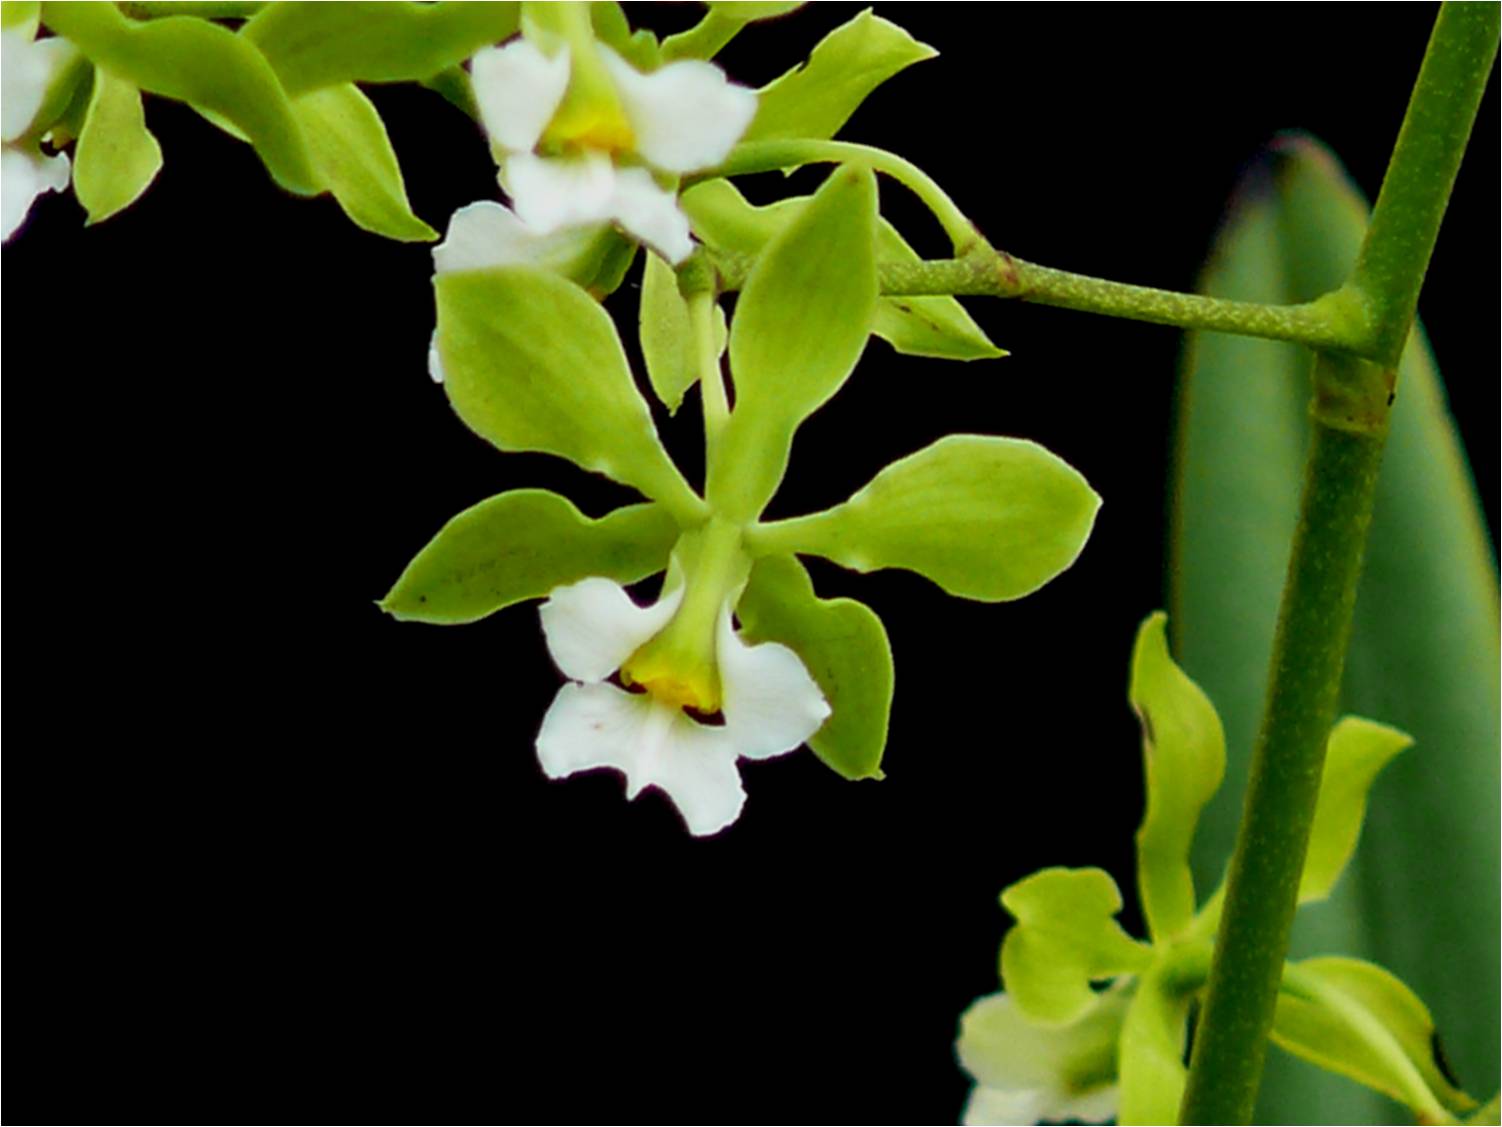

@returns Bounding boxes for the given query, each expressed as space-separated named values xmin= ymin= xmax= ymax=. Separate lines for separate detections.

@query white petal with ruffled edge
xmin=600 ymin=48 xmax=757 ymax=174
xmin=506 ymin=150 xmax=617 ymax=233
xmin=433 ymin=199 xmax=604 ymax=275
xmin=718 ymin=608 xmax=830 ymax=760
xmin=540 ymin=578 xmax=683 ymax=683
xmin=606 ymin=166 xmax=693 ymax=263
xmin=537 ymin=681 xmax=746 ymax=836
xmin=2 ymin=144 xmax=68 ymax=242
xmin=470 ymin=38 xmax=571 ymax=153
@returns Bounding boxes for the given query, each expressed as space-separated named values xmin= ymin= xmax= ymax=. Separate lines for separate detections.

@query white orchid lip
xmin=2 ymin=26 xmax=73 ymax=243
xmin=467 ymin=36 xmax=757 ymax=264
xmin=534 ymin=577 xmax=829 ymax=836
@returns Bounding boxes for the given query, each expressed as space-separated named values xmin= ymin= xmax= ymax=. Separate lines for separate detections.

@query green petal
xmin=999 ymin=867 xmax=1152 ymax=1026
xmin=682 ymin=178 xmax=1004 ymax=361
xmin=381 ymin=491 xmax=678 ymax=625
xmin=1274 ymin=957 xmax=1479 ymax=1122
xmin=1127 ymin=612 xmax=1226 ymax=944
xmin=735 ymin=554 xmax=892 ymax=781
xmin=241 ymin=1 xmax=520 ymax=96
xmin=1299 ymin=717 xmax=1410 ymax=904
xmin=1117 ymin=962 xmax=1193 ymax=1126
xmin=42 ymin=0 xmax=318 ymax=195
xmin=434 ymin=267 xmax=700 ymax=522
xmin=744 ymin=9 xmax=935 ymax=143
xmin=756 ymin=435 xmax=1099 ymax=602
xmin=292 ymin=83 xmax=436 ymax=242
xmin=707 ymin=165 xmax=877 ymax=523
xmin=72 ymin=68 xmax=162 ymax=224
xmin=639 ymin=252 xmax=695 ymax=414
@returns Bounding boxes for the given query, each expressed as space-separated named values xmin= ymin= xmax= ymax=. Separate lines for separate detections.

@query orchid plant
xmin=4 ymin=2 xmax=1496 ymax=1124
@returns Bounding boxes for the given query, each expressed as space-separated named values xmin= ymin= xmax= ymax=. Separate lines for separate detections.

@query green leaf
xmin=381 ymin=491 xmax=678 ymax=625
xmin=707 ymin=165 xmax=877 ymax=522
xmin=759 ymin=435 xmax=1099 ymax=602
xmin=706 ymin=1 xmax=805 ymax=22
xmin=1173 ymin=134 xmax=1500 ymax=1120
xmin=41 ymin=1 xmax=317 ymax=194
xmin=434 ymin=266 xmax=699 ymax=520
xmin=735 ymin=554 xmax=891 ymax=781
xmin=639 ymin=252 xmax=695 ymax=414
xmin=291 ymin=83 xmax=436 ymax=242
xmin=72 ymin=67 xmax=163 ymax=224
xmin=744 ymin=8 xmax=935 ymax=143
xmin=1117 ymin=961 xmax=1193 ymax=1126
xmin=1274 ymin=957 xmax=1479 ymax=1122
xmin=242 ymin=1 xmax=520 ymax=96
xmin=1127 ymin=612 xmax=1225 ymax=944
xmin=682 ymin=179 xmax=1003 ymax=361
xmin=999 ymin=867 xmax=1152 ymax=1026
xmin=1299 ymin=717 xmax=1410 ymax=905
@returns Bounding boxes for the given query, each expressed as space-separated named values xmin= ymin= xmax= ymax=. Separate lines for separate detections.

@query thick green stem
xmin=1180 ymin=398 xmax=1388 ymax=1125
xmin=1350 ymin=2 xmax=1501 ymax=363
xmin=708 ymin=248 xmax=1363 ymax=353
xmin=688 ymin=291 xmax=729 ymax=452
xmin=1181 ymin=9 xmax=1497 ymax=1120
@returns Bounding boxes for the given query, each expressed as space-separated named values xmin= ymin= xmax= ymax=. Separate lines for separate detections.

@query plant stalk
xmin=1179 ymin=5 xmax=1498 ymax=1121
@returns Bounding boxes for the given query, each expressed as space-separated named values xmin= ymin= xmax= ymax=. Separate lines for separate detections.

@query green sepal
xmin=1299 ymin=716 xmax=1410 ymax=904
xmin=381 ymin=490 xmax=678 ymax=625
xmin=999 ymin=867 xmax=1153 ymax=1027
xmin=589 ymin=1 xmax=657 ymax=70
xmin=419 ymin=64 xmax=479 ymax=123
xmin=744 ymin=8 xmax=935 ymax=143
xmin=72 ymin=67 xmax=162 ymax=224
xmin=433 ymin=266 xmax=700 ymax=522
xmin=1274 ymin=957 xmax=1479 ymax=1122
xmin=16 ymin=35 xmax=88 ymax=144
xmin=1117 ymin=961 xmax=1193 ymax=1126
xmin=2 ymin=1 xmax=39 ymax=31
xmin=707 ymin=165 xmax=877 ymax=523
xmin=682 ymin=179 xmax=1003 ymax=361
xmin=639 ymin=252 xmax=695 ymax=413
xmin=1127 ymin=612 xmax=1226 ymax=944
xmin=241 ymin=1 xmax=520 ymax=96
xmin=736 ymin=554 xmax=892 ymax=781
xmin=756 ymin=435 xmax=1099 ymax=602
xmin=706 ymin=1 xmax=804 ymax=22
xmin=292 ymin=83 xmax=437 ymax=242
xmin=41 ymin=1 xmax=318 ymax=195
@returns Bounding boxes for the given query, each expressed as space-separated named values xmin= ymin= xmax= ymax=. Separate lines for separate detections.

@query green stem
xmin=115 ymin=0 xmax=265 ymax=18
xmin=705 ymin=139 xmax=984 ymax=254
xmin=708 ymin=248 xmax=1363 ymax=353
xmin=688 ymin=291 xmax=729 ymax=452
xmin=1180 ymin=402 xmax=1388 ymax=1125
xmin=1349 ymin=2 xmax=1501 ymax=363
xmin=1180 ymin=10 xmax=1497 ymax=1119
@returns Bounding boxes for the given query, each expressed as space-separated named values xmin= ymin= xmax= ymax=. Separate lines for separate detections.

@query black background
xmin=6 ymin=5 xmax=1497 ymax=1123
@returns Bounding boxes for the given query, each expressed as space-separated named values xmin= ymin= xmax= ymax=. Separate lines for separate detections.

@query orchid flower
xmin=2 ymin=24 xmax=72 ymax=242
xmin=467 ymin=33 xmax=756 ymax=264
xmin=957 ymin=990 xmax=1124 ymax=1126
xmin=534 ymin=575 xmax=829 ymax=837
